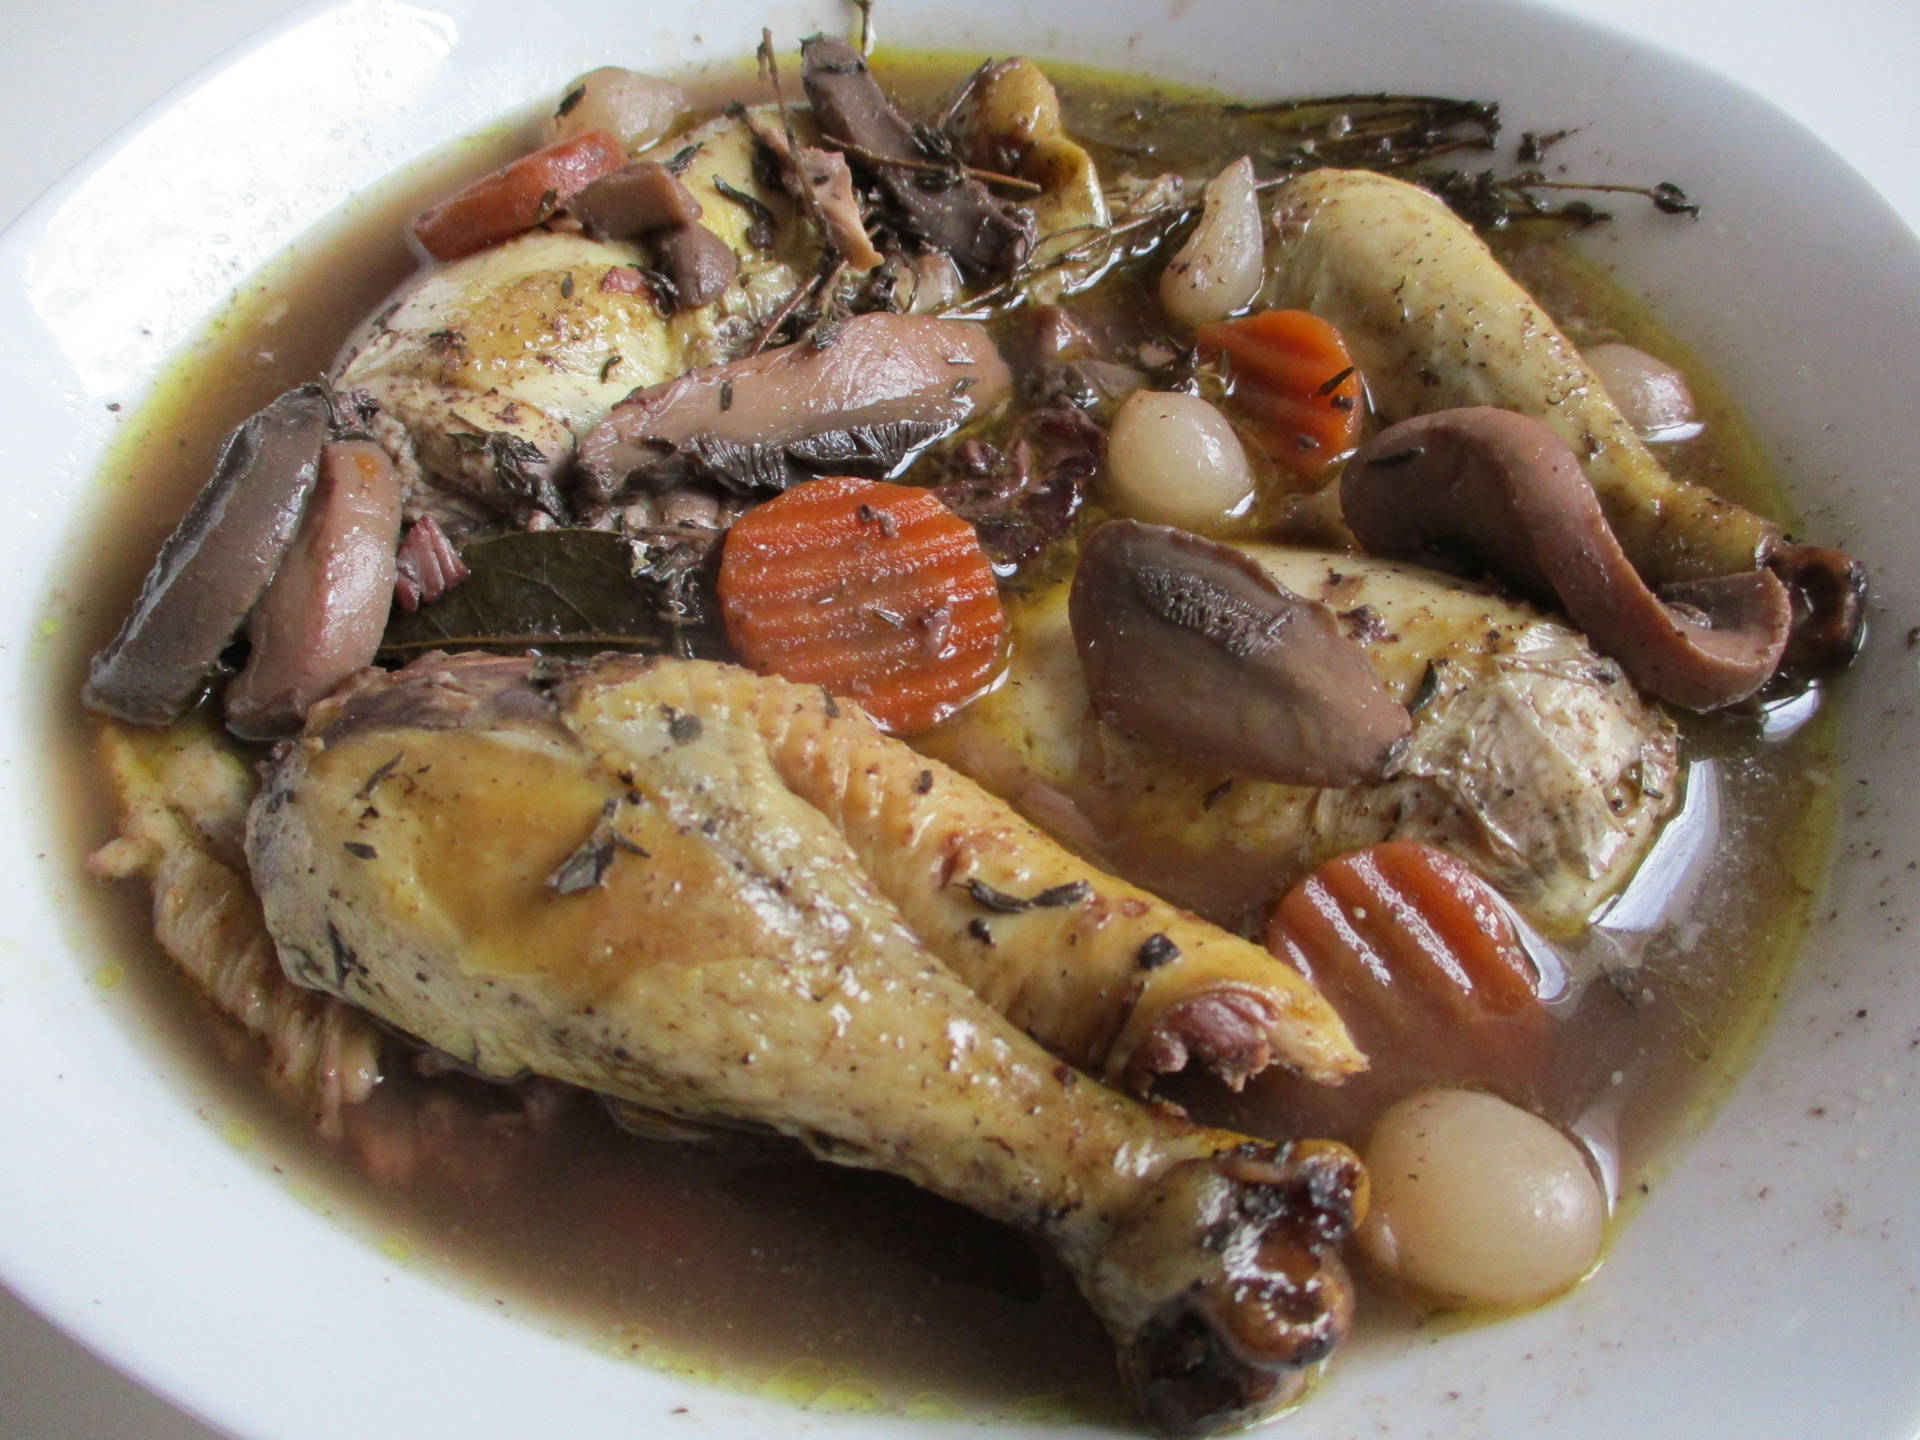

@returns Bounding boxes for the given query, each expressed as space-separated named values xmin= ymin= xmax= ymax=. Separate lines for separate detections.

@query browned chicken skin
xmin=245 ymin=652 xmax=1365 ymax=1433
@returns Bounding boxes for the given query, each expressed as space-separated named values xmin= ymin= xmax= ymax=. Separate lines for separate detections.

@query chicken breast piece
xmin=335 ymin=111 xmax=814 ymax=527
xmin=335 ymin=231 xmax=678 ymax=522
xmin=245 ymin=652 xmax=1367 ymax=1434
xmin=1262 ymin=168 xmax=1778 ymax=586
xmin=921 ymin=548 xmax=1679 ymax=937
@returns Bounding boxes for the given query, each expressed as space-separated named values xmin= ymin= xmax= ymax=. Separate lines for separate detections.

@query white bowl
xmin=3 ymin=2 xmax=1918 ymax=1437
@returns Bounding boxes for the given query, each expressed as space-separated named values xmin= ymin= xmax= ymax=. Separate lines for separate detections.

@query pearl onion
xmin=1104 ymin=391 xmax=1255 ymax=531
xmin=550 ymin=67 xmax=686 ymax=151
xmin=1359 ymin=1088 xmax=1605 ymax=1307
xmin=1584 ymin=342 xmax=1702 ymax=443
xmin=1159 ymin=156 xmax=1265 ymax=328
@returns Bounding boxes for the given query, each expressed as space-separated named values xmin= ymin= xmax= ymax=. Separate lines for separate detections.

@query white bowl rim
xmin=2 ymin=3 xmax=1919 ymax=1438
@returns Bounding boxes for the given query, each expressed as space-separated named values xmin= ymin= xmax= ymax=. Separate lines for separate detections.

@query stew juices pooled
xmin=72 ymin=34 xmax=1861 ymax=1434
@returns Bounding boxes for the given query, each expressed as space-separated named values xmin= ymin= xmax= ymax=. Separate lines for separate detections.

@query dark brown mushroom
xmin=571 ymin=161 xmax=706 ymax=236
xmin=224 ymin=439 xmax=405 ymax=740
xmin=650 ymin=222 xmax=739 ymax=307
xmin=1766 ymin=539 xmax=1868 ymax=672
xmin=1340 ymin=407 xmax=1792 ymax=711
xmin=570 ymin=162 xmax=738 ymax=311
xmin=1069 ymin=521 xmax=1411 ymax=787
xmin=799 ymin=35 xmax=1033 ymax=280
xmin=932 ymin=404 xmax=1098 ymax=570
xmin=576 ymin=311 xmax=1011 ymax=500
xmin=83 ymin=384 xmax=331 ymax=724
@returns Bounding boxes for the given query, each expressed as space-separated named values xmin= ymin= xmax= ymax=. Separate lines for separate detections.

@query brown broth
xmin=45 ymin=55 xmax=1835 ymax=1424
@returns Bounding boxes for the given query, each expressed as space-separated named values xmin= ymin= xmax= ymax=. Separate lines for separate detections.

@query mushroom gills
xmin=576 ymin=311 xmax=1013 ymax=498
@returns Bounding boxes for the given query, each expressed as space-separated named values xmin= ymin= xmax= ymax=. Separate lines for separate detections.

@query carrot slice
xmin=1265 ymin=841 xmax=1545 ymax=1045
xmin=1196 ymin=308 xmax=1363 ymax=479
xmin=412 ymin=130 xmax=628 ymax=262
xmin=717 ymin=477 xmax=1008 ymax=735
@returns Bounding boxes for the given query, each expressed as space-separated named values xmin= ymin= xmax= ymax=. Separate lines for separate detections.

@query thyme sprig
xmin=822 ymin=137 xmax=1044 ymax=194
xmin=1425 ymin=168 xmax=1700 ymax=229
xmin=1078 ymin=92 xmax=1502 ymax=175
xmin=936 ymin=174 xmax=1291 ymax=318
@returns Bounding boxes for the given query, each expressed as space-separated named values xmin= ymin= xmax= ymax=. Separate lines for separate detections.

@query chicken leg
xmin=245 ymin=652 xmax=1365 ymax=1434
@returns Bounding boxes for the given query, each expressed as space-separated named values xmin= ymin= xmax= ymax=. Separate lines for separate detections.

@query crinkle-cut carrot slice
xmin=1196 ymin=308 xmax=1364 ymax=479
xmin=1265 ymin=840 xmax=1546 ymax=1046
xmin=717 ymin=477 xmax=1009 ymax=735
xmin=412 ymin=130 xmax=628 ymax=262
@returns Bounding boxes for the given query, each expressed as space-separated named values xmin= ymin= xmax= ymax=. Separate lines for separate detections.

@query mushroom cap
xmin=83 ymin=384 xmax=331 ymax=724
xmin=1340 ymin=407 xmax=1791 ymax=712
xmin=1069 ymin=520 xmax=1410 ymax=788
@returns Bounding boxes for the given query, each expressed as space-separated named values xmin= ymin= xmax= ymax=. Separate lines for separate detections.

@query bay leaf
xmin=377 ymin=529 xmax=724 ymax=662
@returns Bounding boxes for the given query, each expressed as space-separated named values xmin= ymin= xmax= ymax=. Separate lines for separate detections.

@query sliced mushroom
xmin=83 ymin=384 xmax=331 ymax=724
xmin=570 ymin=161 xmax=706 ymax=236
xmin=1767 ymin=539 xmax=1869 ymax=672
xmin=1069 ymin=521 xmax=1411 ymax=787
xmin=932 ymin=404 xmax=1098 ymax=569
xmin=225 ymin=439 xmax=405 ymax=740
xmin=570 ymin=164 xmax=739 ymax=311
xmin=650 ymin=222 xmax=739 ymax=308
xmin=800 ymin=36 xmax=1033 ymax=280
xmin=393 ymin=514 xmax=469 ymax=613
xmin=576 ymin=311 xmax=1012 ymax=499
xmin=1340 ymin=407 xmax=1792 ymax=711
xmin=788 ymin=146 xmax=884 ymax=273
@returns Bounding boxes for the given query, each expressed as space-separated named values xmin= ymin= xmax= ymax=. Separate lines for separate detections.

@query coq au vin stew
xmin=75 ymin=27 xmax=1862 ymax=1436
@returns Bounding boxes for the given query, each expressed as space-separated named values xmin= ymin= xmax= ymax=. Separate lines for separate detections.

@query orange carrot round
xmin=412 ymin=130 xmax=628 ymax=262
xmin=1196 ymin=308 xmax=1363 ymax=479
xmin=1265 ymin=840 xmax=1545 ymax=1040
xmin=717 ymin=477 xmax=1008 ymax=735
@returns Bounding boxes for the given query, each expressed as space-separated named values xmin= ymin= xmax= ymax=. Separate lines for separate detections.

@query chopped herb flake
xmin=962 ymin=878 xmax=1093 ymax=913
xmin=1136 ymin=934 xmax=1181 ymax=970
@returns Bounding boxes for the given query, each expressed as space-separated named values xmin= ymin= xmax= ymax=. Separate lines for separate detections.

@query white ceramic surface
xmin=2 ymin=3 xmax=1918 ymax=1438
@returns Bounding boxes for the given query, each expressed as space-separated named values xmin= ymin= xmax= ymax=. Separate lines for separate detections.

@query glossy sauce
xmin=48 ymin=59 xmax=1835 ymax=1422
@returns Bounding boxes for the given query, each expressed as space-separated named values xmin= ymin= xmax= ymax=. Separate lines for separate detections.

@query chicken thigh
xmin=245 ymin=652 xmax=1366 ymax=1434
xmin=923 ymin=546 xmax=1679 ymax=937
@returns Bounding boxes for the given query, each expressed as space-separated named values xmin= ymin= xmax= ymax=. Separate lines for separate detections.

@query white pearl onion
xmin=1104 ymin=391 xmax=1255 ymax=531
xmin=1584 ymin=341 xmax=1702 ymax=443
xmin=549 ymin=67 xmax=687 ymax=151
xmin=1359 ymin=1088 xmax=1605 ymax=1307
xmin=1159 ymin=156 xmax=1265 ymax=328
